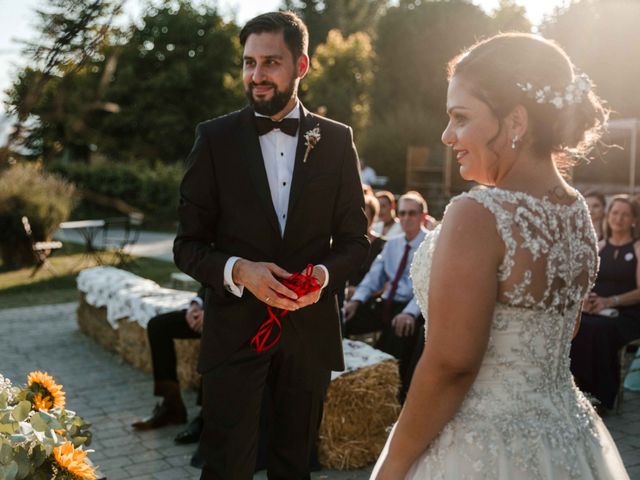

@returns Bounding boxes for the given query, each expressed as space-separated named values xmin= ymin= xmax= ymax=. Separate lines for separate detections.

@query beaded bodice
xmin=409 ymin=188 xmax=604 ymax=479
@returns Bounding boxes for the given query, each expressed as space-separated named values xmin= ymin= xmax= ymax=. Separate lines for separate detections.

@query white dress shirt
xmin=351 ymin=230 xmax=427 ymax=318
xmin=223 ymin=102 xmax=328 ymax=297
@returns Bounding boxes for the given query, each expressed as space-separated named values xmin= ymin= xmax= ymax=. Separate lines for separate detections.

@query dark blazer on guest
xmin=173 ymin=104 xmax=369 ymax=374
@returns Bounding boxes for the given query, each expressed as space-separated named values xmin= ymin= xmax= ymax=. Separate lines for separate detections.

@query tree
xmin=95 ymin=1 xmax=244 ymax=163
xmin=365 ymin=0 xmax=494 ymax=190
xmin=491 ymin=0 xmax=531 ymax=32
xmin=282 ymin=0 xmax=388 ymax=53
xmin=303 ymin=30 xmax=375 ymax=149
xmin=541 ymin=0 xmax=640 ymax=120
xmin=1 ymin=0 xmax=122 ymax=166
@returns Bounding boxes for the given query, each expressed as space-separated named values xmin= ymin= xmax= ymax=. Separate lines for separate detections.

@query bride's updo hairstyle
xmin=448 ymin=33 xmax=608 ymax=166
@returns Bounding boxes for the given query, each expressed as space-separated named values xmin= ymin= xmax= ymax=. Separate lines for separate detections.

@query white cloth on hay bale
xmin=77 ymin=266 xmax=194 ymax=328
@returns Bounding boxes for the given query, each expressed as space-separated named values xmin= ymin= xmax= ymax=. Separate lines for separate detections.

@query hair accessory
xmin=516 ymin=73 xmax=592 ymax=110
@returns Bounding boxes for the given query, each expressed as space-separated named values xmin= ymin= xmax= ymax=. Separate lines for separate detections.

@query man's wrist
xmin=232 ymin=259 xmax=247 ymax=286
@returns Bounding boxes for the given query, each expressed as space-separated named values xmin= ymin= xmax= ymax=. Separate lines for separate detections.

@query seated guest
xmin=132 ymin=286 xmax=204 ymax=445
xmin=345 ymin=192 xmax=386 ymax=301
xmin=344 ymin=191 xmax=428 ymax=400
xmin=571 ymin=195 xmax=640 ymax=411
xmin=585 ymin=190 xmax=606 ymax=241
xmin=372 ymin=190 xmax=403 ymax=239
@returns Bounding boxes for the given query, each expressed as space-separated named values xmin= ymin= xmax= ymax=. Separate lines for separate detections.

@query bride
xmin=372 ymin=33 xmax=629 ymax=479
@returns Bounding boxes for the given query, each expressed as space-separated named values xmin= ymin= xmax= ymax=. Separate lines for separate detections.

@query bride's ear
xmin=507 ymin=104 xmax=529 ymax=143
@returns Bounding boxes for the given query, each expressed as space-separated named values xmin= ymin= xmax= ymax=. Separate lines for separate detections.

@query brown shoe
xmin=131 ymin=402 xmax=187 ymax=430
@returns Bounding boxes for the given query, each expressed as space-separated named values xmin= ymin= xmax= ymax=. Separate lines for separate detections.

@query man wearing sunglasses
xmin=343 ymin=191 xmax=429 ymax=401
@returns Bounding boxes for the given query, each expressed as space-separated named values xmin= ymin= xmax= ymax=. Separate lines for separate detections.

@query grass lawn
xmin=0 ymin=243 xmax=178 ymax=309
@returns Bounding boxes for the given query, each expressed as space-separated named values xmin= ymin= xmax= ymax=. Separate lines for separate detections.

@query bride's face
xmin=442 ymin=76 xmax=510 ymax=185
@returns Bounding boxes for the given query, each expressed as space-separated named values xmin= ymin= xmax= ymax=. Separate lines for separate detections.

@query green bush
xmin=49 ymin=161 xmax=182 ymax=222
xmin=0 ymin=163 xmax=76 ymax=269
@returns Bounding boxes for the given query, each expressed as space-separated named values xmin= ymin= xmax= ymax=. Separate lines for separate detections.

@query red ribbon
xmin=250 ymin=264 xmax=321 ymax=353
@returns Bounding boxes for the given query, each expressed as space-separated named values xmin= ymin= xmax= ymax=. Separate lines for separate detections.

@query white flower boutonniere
xmin=303 ymin=125 xmax=321 ymax=163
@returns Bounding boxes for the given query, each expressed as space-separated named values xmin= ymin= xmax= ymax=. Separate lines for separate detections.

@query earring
xmin=511 ymin=135 xmax=519 ymax=150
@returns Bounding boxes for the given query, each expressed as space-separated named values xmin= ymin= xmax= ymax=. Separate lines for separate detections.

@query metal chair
xmin=21 ymin=216 xmax=63 ymax=277
xmin=101 ymin=212 xmax=144 ymax=266
xmin=615 ymin=338 xmax=640 ymax=413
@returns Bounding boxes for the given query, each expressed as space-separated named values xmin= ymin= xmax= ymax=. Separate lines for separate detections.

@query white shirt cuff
xmin=317 ymin=264 xmax=329 ymax=289
xmin=191 ymin=296 xmax=204 ymax=307
xmin=224 ymin=256 xmax=244 ymax=298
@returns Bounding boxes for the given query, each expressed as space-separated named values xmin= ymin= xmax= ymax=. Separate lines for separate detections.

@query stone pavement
xmin=1 ymin=302 xmax=639 ymax=479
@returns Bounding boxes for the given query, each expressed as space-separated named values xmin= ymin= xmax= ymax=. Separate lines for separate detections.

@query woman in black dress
xmin=571 ymin=195 xmax=640 ymax=409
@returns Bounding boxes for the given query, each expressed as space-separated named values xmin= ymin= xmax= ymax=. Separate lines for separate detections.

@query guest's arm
xmin=590 ymin=240 xmax=640 ymax=312
xmin=374 ymin=198 xmax=502 ymax=479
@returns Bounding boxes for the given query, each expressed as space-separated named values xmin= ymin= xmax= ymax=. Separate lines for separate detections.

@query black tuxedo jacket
xmin=174 ymin=104 xmax=369 ymax=374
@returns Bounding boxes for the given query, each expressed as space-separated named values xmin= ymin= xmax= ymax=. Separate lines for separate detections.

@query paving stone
xmin=124 ymin=459 xmax=172 ymax=476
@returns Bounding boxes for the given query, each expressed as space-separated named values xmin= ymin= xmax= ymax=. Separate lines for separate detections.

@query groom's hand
xmin=232 ymin=259 xmax=299 ymax=310
xmin=293 ymin=265 xmax=325 ymax=309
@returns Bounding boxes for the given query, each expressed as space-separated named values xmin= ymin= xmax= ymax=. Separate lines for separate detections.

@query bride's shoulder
xmin=437 ymin=193 xmax=504 ymax=263
xmin=445 ymin=188 xmax=503 ymax=218
xmin=442 ymin=192 xmax=498 ymax=230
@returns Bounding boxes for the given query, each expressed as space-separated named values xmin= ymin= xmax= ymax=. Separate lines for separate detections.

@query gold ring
xmin=265 ymin=296 xmax=270 ymax=302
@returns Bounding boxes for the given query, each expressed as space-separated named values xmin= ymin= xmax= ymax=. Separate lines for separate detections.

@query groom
xmin=173 ymin=11 xmax=368 ymax=479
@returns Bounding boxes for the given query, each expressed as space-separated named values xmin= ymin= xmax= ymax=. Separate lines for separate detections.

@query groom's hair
xmin=240 ymin=11 xmax=309 ymax=63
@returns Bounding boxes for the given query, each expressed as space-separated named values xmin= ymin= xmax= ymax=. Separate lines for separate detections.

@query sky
xmin=0 ymin=0 xmax=565 ymax=123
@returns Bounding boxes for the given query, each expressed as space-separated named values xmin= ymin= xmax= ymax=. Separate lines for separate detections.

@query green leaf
xmin=0 ymin=392 xmax=7 ymax=410
xmin=30 ymin=444 xmax=47 ymax=468
xmin=30 ymin=414 xmax=48 ymax=433
xmin=72 ymin=436 xmax=88 ymax=447
xmin=11 ymin=402 xmax=31 ymax=423
xmin=0 ymin=422 xmax=17 ymax=434
xmin=0 ymin=441 xmax=12 ymax=464
xmin=13 ymin=447 xmax=30 ymax=479
xmin=8 ymin=434 xmax=26 ymax=443
xmin=3 ymin=461 xmax=19 ymax=480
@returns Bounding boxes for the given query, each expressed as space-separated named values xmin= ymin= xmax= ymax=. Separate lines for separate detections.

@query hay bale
xmin=116 ymin=319 xmax=152 ymax=373
xmin=175 ymin=339 xmax=201 ymax=390
xmin=318 ymin=359 xmax=400 ymax=469
xmin=77 ymin=294 xmax=118 ymax=352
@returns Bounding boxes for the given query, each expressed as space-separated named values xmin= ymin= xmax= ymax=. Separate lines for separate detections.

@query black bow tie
xmin=254 ymin=116 xmax=299 ymax=136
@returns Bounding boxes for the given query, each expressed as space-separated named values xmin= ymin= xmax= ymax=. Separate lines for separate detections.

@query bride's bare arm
xmin=375 ymin=198 xmax=502 ymax=479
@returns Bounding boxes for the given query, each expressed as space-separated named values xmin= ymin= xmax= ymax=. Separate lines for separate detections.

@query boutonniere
xmin=303 ymin=125 xmax=321 ymax=163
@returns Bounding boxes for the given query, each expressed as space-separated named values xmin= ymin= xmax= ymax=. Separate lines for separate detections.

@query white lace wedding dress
xmin=372 ymin=188 xmax=629 ymax=479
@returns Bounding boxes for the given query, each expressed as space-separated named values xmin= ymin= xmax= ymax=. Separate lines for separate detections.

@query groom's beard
xmin=246 ymin=78 xmax=297 ymax=116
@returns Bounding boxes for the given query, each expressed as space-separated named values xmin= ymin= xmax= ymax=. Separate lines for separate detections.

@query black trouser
xmin=344 ymin=298 xmax=423 ymax=402
xmin=147 ymin=309 xmax=202 ymax=403
xmin=200 ymin=323 xmax=331 ymax=480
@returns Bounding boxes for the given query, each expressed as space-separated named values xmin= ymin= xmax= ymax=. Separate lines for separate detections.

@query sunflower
xmin=27 ymin=371 xmax=65 ymax=411
xmin=52 ymin=442 xmax=97 ymax=480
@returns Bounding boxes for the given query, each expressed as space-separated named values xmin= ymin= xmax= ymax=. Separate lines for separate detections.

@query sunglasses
xmin=397 ymin=210 xmax=421 ymax=217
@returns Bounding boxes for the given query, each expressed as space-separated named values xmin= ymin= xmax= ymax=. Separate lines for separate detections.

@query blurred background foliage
xmin=2 ymin=0 xmax=639 ymax=221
